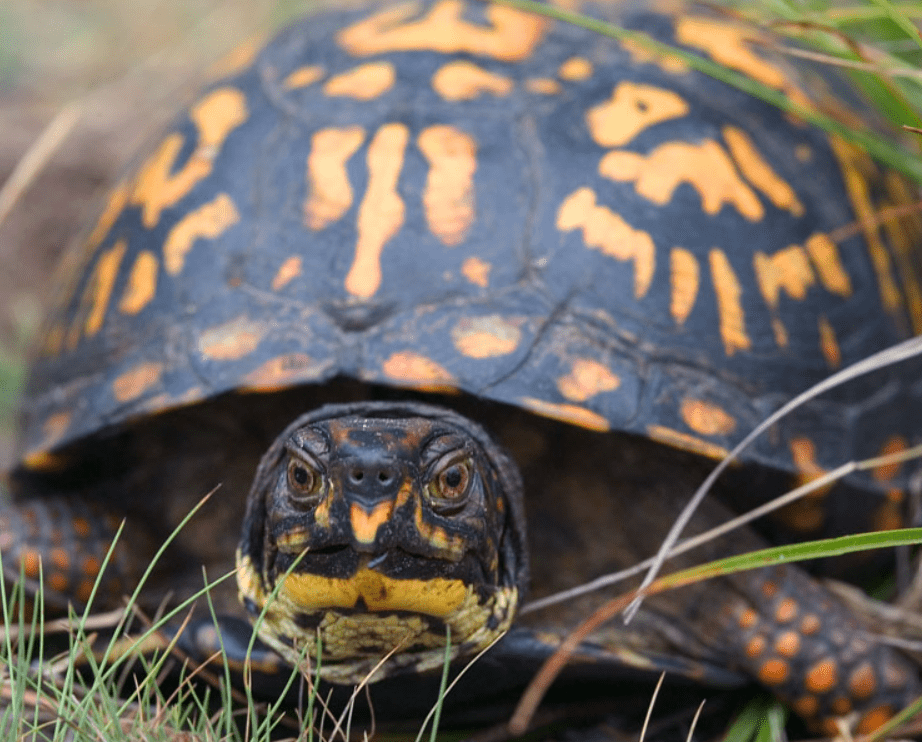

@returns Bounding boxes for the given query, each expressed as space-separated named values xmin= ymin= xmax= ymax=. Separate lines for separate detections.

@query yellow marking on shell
xmin=804 ymin=233 xmax=852 ymax=297
xmin=451 ymin=314 xmax=522 ymax=358
xmin=21 ymin=451 xmax=69 ymax=473
xmin=670 ymin=247 xmax=699 ymax=324
xmin=520 ymin=397 xmax=610 ymax=432
xmin=557 ymin=188 xmax=655 ymax=298
xmin=241 ymin=353 xmax=324 ymax=392
xmin=324 ymin=62 xmax=396 ymax=100
xmin=118 ymin=251 xmax=158 ymax=315
xmin=830 ymin=137 xmax=903 ymax=315
xmin=132 ymin=88 xmax=248 ymax=228
xmin=675 ymin=18 xmax=810 ymax=110
xmin=198 ymin=316 xmax=265 ymax=360
xmin=283 ymin=568 xmax=468 ymax=616
xmin=350 ymin=502 xmax=394 ymax=545
xmin=558 ymin=57 xmax=593 ymax=81
xmin=381 ymin=351 xmax=457 ymax=392
xmin=680 ymin=399 xmax=736 ymax=437
xmin=723 ymin=126 xmax=804 ymax=216
xmin=600 ymin=141 xmax=763 ymax=221
xmin=345 ymin=124 xmax=409 ymax=299
xmin=586 ymin=82 xmax=688 ymax=148
xmin=646 ymin=424 xmax=731 ymax=461
xmin=817 ymin=315 xmax=841 ymax=369
xmin=271 ymin=256 xmax=302 ymax=291
xmin=163 ymin=193 xmax=240 ymax=275
xmin=753 ymin=244 xmax=814 ymax=347
xmin=621 ymin=37 xmax=688 ymax=74
xmin=85 ymin=181 xmax=129 ymax=252
xmin=305 ymin=126 xmax=366 ymax=231
xmin=525 ymin=78 xmax=561 ymax=95
xmin=556 ymin=359 xmax=620 ymax=402
xmin=84 ymin=239 xmax=127 ymax=338
xmin=461 ymin=256 xmax=491 ymax=287
xmin=419 ymin=125 xmax=477 ymax=246
xmin=431 ymin=61 xmax=513 ymax=101
xmin=337 ymin=0 xmax=549 ymax=62
xmin=708 ymin=248 xmax=751 ymax=355
xmin=112 ymin=362 xmax=163 ymax=403
xmin=805 ymin=658 xmax=838 ymax=693
xmin=283 ymin=65 xmax=325 ymax=90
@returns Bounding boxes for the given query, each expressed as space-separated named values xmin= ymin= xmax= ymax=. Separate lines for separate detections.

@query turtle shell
xmin=19 ymin=0 xmax=922 ymax=501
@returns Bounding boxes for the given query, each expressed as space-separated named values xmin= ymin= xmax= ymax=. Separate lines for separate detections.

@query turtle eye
xmin=427 ymin=457 xmax=472 ymax=508
xmin=287 ymin=457 xmax=322 ymax=505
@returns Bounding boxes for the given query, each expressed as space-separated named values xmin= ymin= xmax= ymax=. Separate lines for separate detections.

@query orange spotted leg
xmin=0 ymin=497 xmax=142 ymax=615
xmin=723 ymin=563 xmax=919 ymax=734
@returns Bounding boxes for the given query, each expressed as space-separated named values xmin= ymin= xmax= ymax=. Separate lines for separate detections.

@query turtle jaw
xmin=236 ymin=401 xmax=528 ymax=683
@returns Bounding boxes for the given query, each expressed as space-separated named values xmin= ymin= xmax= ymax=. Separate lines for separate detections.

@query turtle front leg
xmin=0 ymin=496 xmax=149 ymax=615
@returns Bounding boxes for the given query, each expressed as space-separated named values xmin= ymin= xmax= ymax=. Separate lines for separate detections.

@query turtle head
xmin=237 ymin=401 xmax=527 ymax=683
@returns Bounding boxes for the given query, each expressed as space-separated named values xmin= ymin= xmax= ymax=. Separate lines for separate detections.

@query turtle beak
xmin=334 ymin=454 xmax=411 ymax=551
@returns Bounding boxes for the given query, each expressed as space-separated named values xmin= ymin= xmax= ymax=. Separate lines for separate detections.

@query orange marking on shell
xmin=271 ymin=256 xmax=303 ymax=291
xmin=21 ymin=549 xmax=41 ymax=579
xmin=795 ymin=144 xmax=812 ymax=162
xmin=112 ymin=362 xmax=163 ymax=403
xmin=346 ymin=124 xmax=409 ymax=299
xmin=48 ymin=572 xmax=68 ymax=593
xmin=831 ymin=697 xmax=852 ymax=715
xmin=557 ymin=188 xmax=655 ymax=298
xmin=676 ymin=18 xmax=810 ymax=110
xmin=350 ymin=501 xmax=395 ymax=545
xmin=882 ymin=171 xmax=922 ymax=334
xmin=723 ymin=126 xmax=804 ymax=216
xmin=82 ymin=556 xmax=101 ymax=577
xmin=42 ymin=412 xmax=72 ymax=448
xmin=451 ymin=314 xmax=522 ymax=358
xmin=753 ymin=245 xmax=815 ymax=308
xmin=645 ymin=424 xmax=731 ymax=460
xmin=85 ymin=181 xmax=129 ymax=252
xmin=305 ymin=126 xmax=366 ymax=231
xmin=708 ymin=248 xmax=751 ymax=355
xmin=849 ymin=662 xmax=877 ymax=700
xmin=132 ymin=88 xmax=248 ymax=228
xmin=119 ymin=251 xmax=159 ymax=315
xmin=557 ymin=359 xmax=620 ymax=403
xmin=419 ymin=125 xmax=477 ymax=246
xmin=804 ymin=233 xmax=852 ymax=297
xmin=775 ymin=631 xmax=800 ymax=657
xmin=558 ymin=57 xmax=593 ymax=81
xmin=817 ymin=315 xmax=841 ymax=369
xmin=324 ymin=62 xmax=396 ymax=100
xmin=785 ymin=438 xmax=832 ymax=534
xmin=73 ymin=518 xmax=91 ymax=538
xmin=84 ymin=239 xmax=127 ymax=338
xmin=198 ymin=316 xmax=265 ymax=360
xmin=830 ymin=137 xmax=903 ymax=316
xmin=669 ymin=247 xmax=699 ymax=324
xmin=461 ymin=256 xmax=491 ymax=287
xmin=586 ymin=82 xmax=688 ymax=148
xmin=680 ymin=399 xmax=736 ymax=437
xmin=337 ymin=0 xmax=549 ymax=62
xmin=76 ymin=579 xmax=95 ymax=604
xmin=621 ymin=37 xmax=688 ymax=73
xmin=525 ymin=78 xmax=561 ymax=95
xmin=805 ymin=658 xmax=838 ymax=693
xmin=793 ymin=695 xmax=819 ymax=718
xmin=761 ymin=581 xmax=778 ymax=598
xmin=745 ymin=636 xmax=766 ymax=658
xmin=758 ymin=658 xmax=789 ymax=686
xmin=738 ymin=608 xmax=758 ymax=628
xmin=381 ymin=351 xmax=457 ymax=392
xmin=800 ymin=614 xmax=821 ymax=635
xmin=283 ymin=65 xmax=325 ymax=90
xmin=209 ymin=36 xmax=261 ymax=78
xmin=50 ymin=548 xmax=69 ymax=571
xmin=873 ymin=435 xmax=908 ymax=482
xmin=241 ymin=353 xmax=324 ymax=392
xmin=431 ymin=61 xmax=513 ymax=101
xmin=857 ymin=704 xmax=894 ymax=734
xmin=519 ymin=397 xmax=610 ymax=432
xmin=163 ymin=193 xmax=240 ymax=275
xmin=600 ymin=141 xmax=763 ymax=221
xmin=775 ymin=597 xmax=797 ymax=623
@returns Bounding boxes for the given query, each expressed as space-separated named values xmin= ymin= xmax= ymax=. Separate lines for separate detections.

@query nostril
xmin=378 ymin=470 xmax=392 ymax=483
xmin=351 ymin=469 xmax=364 ymax=483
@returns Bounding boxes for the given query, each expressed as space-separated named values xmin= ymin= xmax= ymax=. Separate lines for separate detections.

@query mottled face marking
xmin=237 ymin=401 xmax=526 ymax=683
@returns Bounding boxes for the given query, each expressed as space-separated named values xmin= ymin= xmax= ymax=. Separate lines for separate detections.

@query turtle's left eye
xmin=427 ymin=456 xmax=473 ymax=510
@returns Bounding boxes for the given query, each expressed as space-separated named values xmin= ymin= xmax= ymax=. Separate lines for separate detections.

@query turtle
xmin=5 ymin=0 xmax=922 ymax=734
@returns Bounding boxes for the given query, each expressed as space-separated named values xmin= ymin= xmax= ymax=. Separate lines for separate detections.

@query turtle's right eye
xmin=287 ymin=457 xmax=323 ymax=506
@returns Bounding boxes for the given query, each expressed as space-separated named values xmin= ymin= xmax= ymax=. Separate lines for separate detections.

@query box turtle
xmin=5 ymin=0 xmax=922 ymax=734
